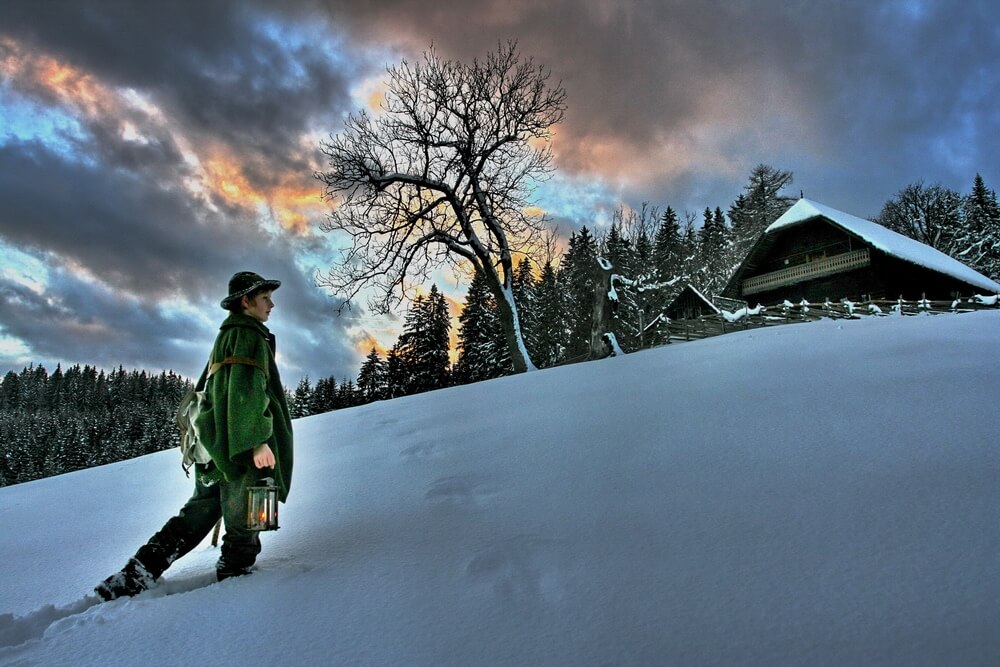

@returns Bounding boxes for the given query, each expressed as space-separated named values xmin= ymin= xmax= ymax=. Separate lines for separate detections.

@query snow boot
xmin=94 ymin=558 xmax=157 ymax=601
xmin=216 ymin=564 xmax=253 ymax=582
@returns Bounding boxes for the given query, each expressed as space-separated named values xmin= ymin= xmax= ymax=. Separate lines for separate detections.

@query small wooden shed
xmin=664 ymin=284 xmax=721 ymax=320
xmin=721 ymin=199 xmax=1000 ymax=304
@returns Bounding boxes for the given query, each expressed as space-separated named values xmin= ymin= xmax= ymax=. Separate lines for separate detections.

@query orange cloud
xmin=367 ymin=88 xmax=386 ymax=111
xmin=3 ymin=38 xmax=111 ymax=118
xmin=272 ymin=185 xmax=325 ymax=234
xmin=198 ymin=152 xmax=324 ymax=235
xmin=4 ymin=38 xmax=323 ymax=239
xmin=354 ymin=332 xmax=388 ymax=358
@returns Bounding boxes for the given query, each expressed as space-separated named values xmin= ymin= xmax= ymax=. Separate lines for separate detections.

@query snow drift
xmin=2 ymin=311 xmax=998 ymax=666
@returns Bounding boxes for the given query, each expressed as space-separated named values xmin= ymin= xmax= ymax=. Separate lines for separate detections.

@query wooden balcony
xmin=742 ymin=248 xmax=871 ymax=296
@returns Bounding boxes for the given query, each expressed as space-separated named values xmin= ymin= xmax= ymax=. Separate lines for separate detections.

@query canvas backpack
xmin=177 ymin=356 xmax=268 ymax=476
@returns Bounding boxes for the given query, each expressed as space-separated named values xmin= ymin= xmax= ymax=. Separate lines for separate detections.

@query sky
xmin=2 ymin=310 xmax=998 ymax=664
xmin=1 ymin=0 xmax=998 ymax=384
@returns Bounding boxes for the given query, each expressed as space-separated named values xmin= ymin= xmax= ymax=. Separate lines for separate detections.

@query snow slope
xmin=2 ymin=312 xmax=998 ymax=666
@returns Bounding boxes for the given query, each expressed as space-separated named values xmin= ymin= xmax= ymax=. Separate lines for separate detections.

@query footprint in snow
xmin=0 ymin=597 xmax=101 ymax=651
xmin=400 ymin=441 xmax=440 ymax=460
xmin=424 ymin=474 xmax=498 ymax=505
xmin=0 ymin=571 xmax=222 ymax=653
xmin=466 ymin=535 xmax=570 ymax=602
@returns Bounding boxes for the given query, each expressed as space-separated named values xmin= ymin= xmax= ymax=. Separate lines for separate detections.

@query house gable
xmin=665 ymin=284 xmax=721 ymax=320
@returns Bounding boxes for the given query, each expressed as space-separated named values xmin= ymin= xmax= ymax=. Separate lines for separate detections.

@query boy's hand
xmin=252 ymin=443 xmax=275 ymax=469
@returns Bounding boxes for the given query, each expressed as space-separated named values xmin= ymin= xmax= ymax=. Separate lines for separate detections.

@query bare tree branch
xmin=315 ymin=42 xmax=566 ymax=372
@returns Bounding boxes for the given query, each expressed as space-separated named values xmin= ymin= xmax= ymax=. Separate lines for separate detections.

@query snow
xmin=720 ymin=304 xmax=765 ymax=322
xmin=603 ymin=332 xmax=626 ymax=356
xmin=973 ymin=294 xmax=999 ymax=306
xmin=500 ymin=285 xmax=538 ymax=373
xmin=2 ymin=312 xmax=999 ymax=666
xmin=768 ymin=199 xmax=1000 ymax=295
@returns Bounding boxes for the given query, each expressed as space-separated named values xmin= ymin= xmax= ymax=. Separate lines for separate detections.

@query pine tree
xmin=385 ymin=345 xmax=407 ymax=399
xmin=291 ymin=377 xmax=313 ymax=418
xmin=312 ymin=377 xmax=339 ymax=414
xmin=424 ymin=285 xmax=453 ymax=390
xmin=652 ymin=207 xmax=685 ymax=284
xmin=531 ymin=260 xmax=565 ymax=367
xmin=397 ymin=285 xmax=452 ymax=394
xmin=337 ymin=379 xmax=360 ymax=408
xmin=602 ymin=223 xmax=633 ymax=278
xmin=728 ymin=164 xmax=795 ymax=274
xmin=633 ymin=224 xmax=653 ymax=280
xmin=697 ymin=207 xmax=731 ymax=296
xmin=0 ymin=371 xmax=20 ymax=412
xmin=513 ymin=258 xmax=538 ymax=360
xmin=560 ymin=227 xmax=599 ymax=361
xmin=455 ymin=269 xmax=511 ymax=384
xmin=958 ymin=174 xmax=1000 ymax=279
xmin=679 ymin=212 xmax=700 ymax=279
xmin=601 ymin=222 xmax=643 ymax=350
xmin=357 ymin=348 xmax=387 ymax=401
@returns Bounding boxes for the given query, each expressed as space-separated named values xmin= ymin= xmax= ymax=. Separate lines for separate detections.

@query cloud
xmin=302 ymin=0 xmax=999 ymax=214
xmin=0 ymin=3 xmax=374 ymax=382
xmin=0 ymin=129 xmax=358 ymax=384
xmin=0 ymin=262 xmax=208 ymax=375
xmin=0 ymin=140 xmax=231 ymax=300
xmin=0 ymin=140 xmax=361 ymax=380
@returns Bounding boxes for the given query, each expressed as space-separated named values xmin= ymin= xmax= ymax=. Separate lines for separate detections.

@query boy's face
xmin=242 ymin=290 xmax=274 ymax=323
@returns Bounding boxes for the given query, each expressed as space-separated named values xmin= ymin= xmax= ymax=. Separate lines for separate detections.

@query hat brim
xmin=220 ymin=279 xmax=281 ymax=309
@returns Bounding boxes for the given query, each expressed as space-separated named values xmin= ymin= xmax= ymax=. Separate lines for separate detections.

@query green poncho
xmin=194 ymin=313 xmax=293 ymax=502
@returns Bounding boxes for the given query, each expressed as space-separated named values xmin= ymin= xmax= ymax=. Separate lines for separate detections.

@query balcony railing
xmin=742 ymin=248 xmax=871 ymax=296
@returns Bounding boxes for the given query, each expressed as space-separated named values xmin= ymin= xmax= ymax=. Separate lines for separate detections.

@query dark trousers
xmin=134 ymin=468 xmax=261 ymax=578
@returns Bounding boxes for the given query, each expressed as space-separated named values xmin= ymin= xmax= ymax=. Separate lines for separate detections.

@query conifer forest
xmin=0 ymin=364 xmax=191 ymax=487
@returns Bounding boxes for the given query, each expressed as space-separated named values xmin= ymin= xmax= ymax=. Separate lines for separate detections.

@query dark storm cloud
xmin=0 ymin=0 xmax=359 ymax=184
xmin=0 ymin=139 xmax=357 ymax=381
xmin=0 ymin=0 xmax=369 ymax=380
xmin=306 ymin=0 xmax=1000 ymax=214
xmin=0 ymin=139 xmax=236 ymax=302
xmin=0 ymin=265 xmax=205 ymax=374
xmin=5 ymin=0 xmax=996 ymax=211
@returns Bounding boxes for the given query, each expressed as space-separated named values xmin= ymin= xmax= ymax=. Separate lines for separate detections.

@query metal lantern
xmin=247 ymin=476 xmax=279 ymax=531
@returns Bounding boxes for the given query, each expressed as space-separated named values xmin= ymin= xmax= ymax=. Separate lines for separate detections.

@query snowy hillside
xmin=2 ymin=312 xmax=998 ymax=666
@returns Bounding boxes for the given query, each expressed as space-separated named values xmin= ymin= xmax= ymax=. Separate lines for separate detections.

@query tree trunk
xmin=491 ymin=280 xmax=537 ymax=373
xmin=589 ymin=259 xmax=614 ymax=359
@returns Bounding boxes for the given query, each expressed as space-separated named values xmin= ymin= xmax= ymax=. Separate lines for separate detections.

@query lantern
xmin=247 ymin=476 xmax=279 ymax=531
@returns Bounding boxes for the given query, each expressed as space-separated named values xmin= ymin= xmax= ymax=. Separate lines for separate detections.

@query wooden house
xmin=664 ymin=284 xmax=721 ymax=320
xmin=721 ymin=199 xmax=1000 ymax=305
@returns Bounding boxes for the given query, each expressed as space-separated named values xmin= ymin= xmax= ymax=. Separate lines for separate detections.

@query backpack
xmin=177 ymin=356 xmax=268 ymax=476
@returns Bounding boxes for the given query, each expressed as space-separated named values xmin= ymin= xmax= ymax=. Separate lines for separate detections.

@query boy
xmin=95 ymin=272 xmax=294 ymax=599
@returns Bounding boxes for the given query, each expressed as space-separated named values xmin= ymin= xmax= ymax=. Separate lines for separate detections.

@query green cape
xmin=194 ymin=313 xmax=293 ymax=502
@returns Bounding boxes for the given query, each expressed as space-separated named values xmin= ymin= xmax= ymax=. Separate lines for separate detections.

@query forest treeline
xmin=4 ymin=166 xmax=999 ymax=485
xmin=0 ymin=364 xmax=191 ymax=487
xmin=292 ymin=166 xmax=1000 ymax=415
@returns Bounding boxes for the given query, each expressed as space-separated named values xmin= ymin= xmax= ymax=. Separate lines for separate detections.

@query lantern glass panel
xmin=247 ymin=478 xmax=279 ymax=531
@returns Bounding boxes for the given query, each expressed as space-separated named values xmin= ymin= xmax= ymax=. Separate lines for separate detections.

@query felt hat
xmin=220 ymin=271 xmax=281 ymax=310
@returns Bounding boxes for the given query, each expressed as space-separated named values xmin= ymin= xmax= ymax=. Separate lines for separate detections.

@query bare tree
xmin=315 ymin=42 xmax=567 ymax=373
xmin=876 ymin=181 xmax=964 ymax=256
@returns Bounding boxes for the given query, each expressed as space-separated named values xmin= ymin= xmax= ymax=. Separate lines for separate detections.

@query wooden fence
xmin=663 ymin=294 xmax=1000 ymax=344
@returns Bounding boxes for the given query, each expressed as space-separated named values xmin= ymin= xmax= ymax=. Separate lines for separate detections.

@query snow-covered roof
xmin=683 ymin=283 xmax=721 ymax=313
xmin=767 ymin=199 xmax=1000 ymax=294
